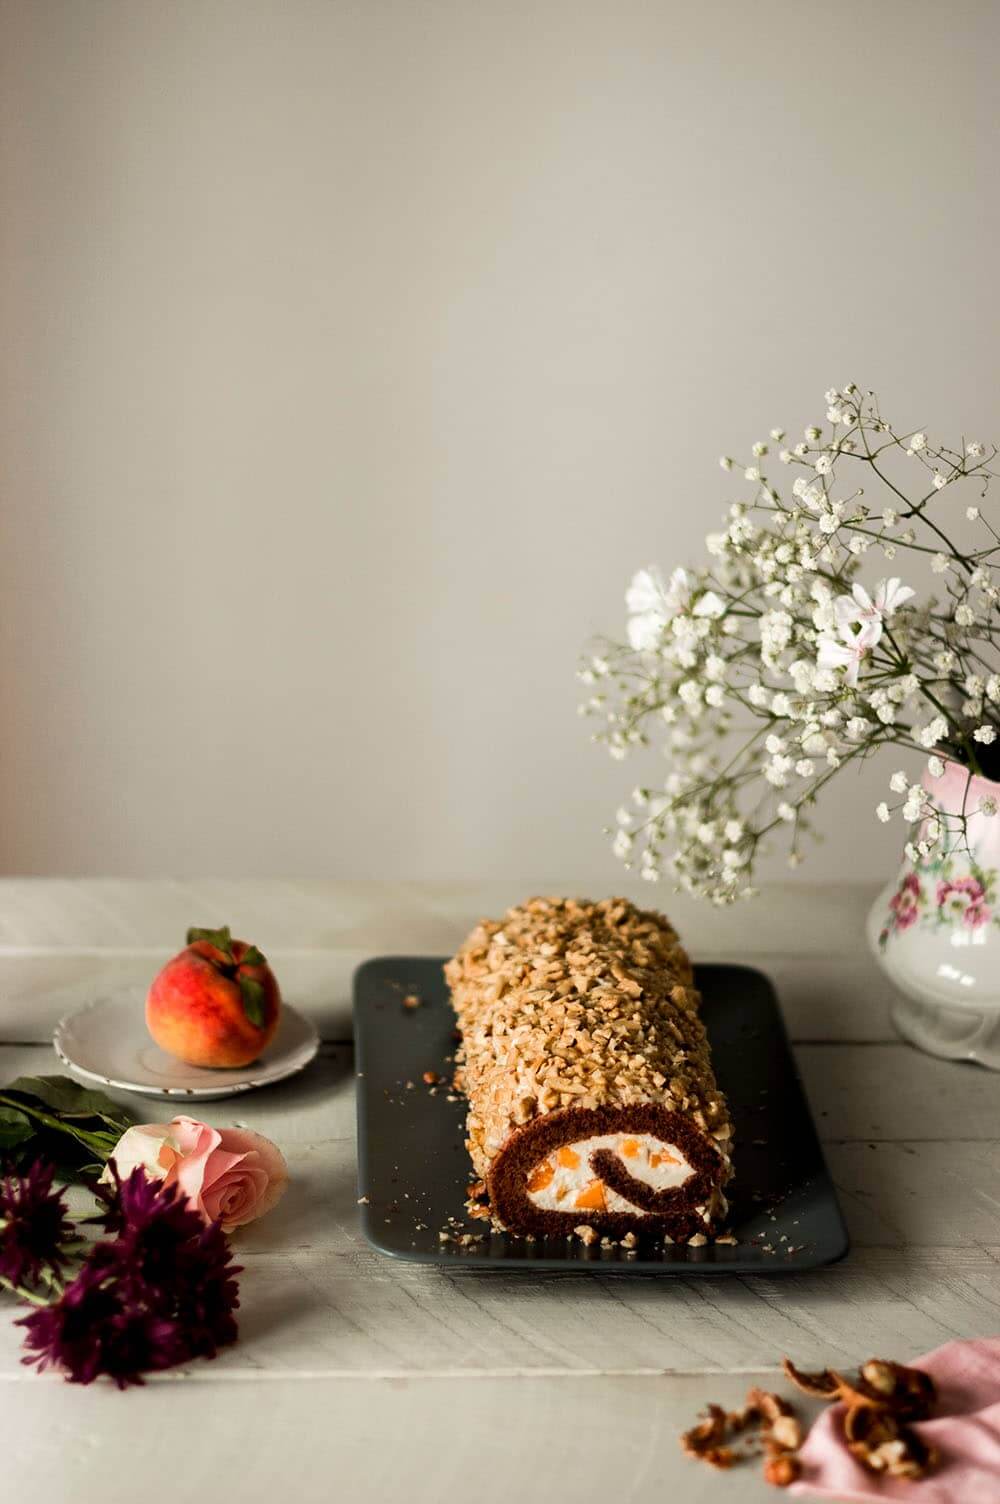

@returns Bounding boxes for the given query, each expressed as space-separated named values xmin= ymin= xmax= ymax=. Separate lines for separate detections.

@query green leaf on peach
xmin=239 ymin=944 xmax=267 ymax=968
xmin=186 ymin=925 xmax=234 ymax=958
xmin=239 ymin=975 xmax=267 ymax=1028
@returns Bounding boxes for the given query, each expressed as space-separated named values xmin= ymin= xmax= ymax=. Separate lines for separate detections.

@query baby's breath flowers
xmin=581 ymin=387 xmax=1000 ymax=902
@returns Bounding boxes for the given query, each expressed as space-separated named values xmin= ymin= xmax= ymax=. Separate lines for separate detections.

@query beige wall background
xmin=2 ymin=0 xmax=998 ymax=881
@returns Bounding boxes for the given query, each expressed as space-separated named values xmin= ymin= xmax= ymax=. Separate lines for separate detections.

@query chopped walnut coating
xmin=445 ymin=897 xmax=733 ymax=1185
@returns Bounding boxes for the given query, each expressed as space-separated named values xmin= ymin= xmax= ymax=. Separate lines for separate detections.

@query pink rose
xmin=105 ymin=1115 xmax=288 ymax=1232
xmin=964 ymin=902 xmax=992 ymax=929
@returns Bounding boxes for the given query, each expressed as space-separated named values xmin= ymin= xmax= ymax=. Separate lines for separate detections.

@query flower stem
xmin=0 ymin=1274 xmax=52 ymax=1307
xmin=0 ymin=1094 xmax=115 ymax=1158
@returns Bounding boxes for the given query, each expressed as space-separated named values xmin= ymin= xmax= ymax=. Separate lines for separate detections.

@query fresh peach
xmin=146 ymin=926 xmax=281 ymax=1068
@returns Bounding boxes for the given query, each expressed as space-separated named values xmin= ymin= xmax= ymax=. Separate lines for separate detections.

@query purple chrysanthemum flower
xmin=20 ymin=1168 xmax=241 ymax=1387
xmin=0 ymin=1160 xmax=75 ymax=1289
xmin=99 ymin=1164 xmax=207 ymax=1280
xmin=169 ymin=1219 xmax=241 ymax=1358
xmin=19 ymin=1259 xmax=187 ymax=1387
xmin=101 ymin=1167 xmax=241 ymax=1350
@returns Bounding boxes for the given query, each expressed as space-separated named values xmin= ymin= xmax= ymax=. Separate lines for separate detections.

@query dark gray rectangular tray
xmin=354 ymin=958 xmax=849 ymax=1272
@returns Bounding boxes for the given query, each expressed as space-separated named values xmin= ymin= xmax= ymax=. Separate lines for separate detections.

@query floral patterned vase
xmin=867 ymin=762 xmax=1000 ymax=1067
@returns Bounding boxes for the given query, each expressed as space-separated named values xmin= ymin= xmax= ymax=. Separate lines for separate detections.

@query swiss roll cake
xmin=445 ymin=896 xmax=732 ymax=1242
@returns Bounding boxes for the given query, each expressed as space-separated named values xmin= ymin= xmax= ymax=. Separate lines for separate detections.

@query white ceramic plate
xmin=54 ymin=993 xmax=321 ymax=1100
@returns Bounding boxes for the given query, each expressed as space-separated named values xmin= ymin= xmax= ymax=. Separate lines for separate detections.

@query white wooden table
xmin=1 ymin=879 xmax=997 ymax=1502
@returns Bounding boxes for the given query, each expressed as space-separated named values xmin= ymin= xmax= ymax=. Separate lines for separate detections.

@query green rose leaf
xmin=186 ymin=925 xmax=234 ymax=958
xmin=0 ymin=1105 xmax=34 ymax=1148
xmin=5 ymin=1075 xmax=137 ymax=1134
xmin=238 ymin=975 xmax=267 ymax=1028
xmin=239 ymin=944 xmax=267 ymax=968
xmin=0 ymin=1073 xmax=132 ymax=1183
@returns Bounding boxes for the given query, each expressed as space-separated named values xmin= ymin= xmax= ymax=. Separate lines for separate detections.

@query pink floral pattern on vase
xmin=937 ymin=875 xmax=992 ymax=930
xmin=870 ymin=763 xmax=1000 ymax=1064
xmin=886 ymin=872 xmax=922 ymax=933
xmin=878 ymin=762 xmax=1000 ymax=950
xmin=880 ymin=859 xmax=999 ymax=947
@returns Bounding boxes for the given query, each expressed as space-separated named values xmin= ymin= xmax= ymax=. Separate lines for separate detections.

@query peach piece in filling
xmin=527 ymin=1160 xmax=554 ymax=1192
xmin=574 ymin=1179 xmax=607 ymax=1212
xmin=524 ymin=1133 xmax=694 ymax=1216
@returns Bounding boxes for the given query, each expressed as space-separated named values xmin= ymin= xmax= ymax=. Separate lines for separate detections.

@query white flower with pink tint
xmin=626 ymin=566 xmax=692 ymax=650
xmin=816 ymin=619 xmax=882 ymax=687
xmin=834 ymin=577 xmax=915 ymax=636
xmin=626 ymin=566 xmax=727 ymax=650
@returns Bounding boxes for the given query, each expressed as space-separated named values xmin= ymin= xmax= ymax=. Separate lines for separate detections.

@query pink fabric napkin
xmin=791 ymin=1337 xmax=1000 ymax=1503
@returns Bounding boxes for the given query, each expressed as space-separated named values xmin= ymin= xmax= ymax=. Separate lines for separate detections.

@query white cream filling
xmin=525 ymin=1132 xmax=693 ymax=1218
